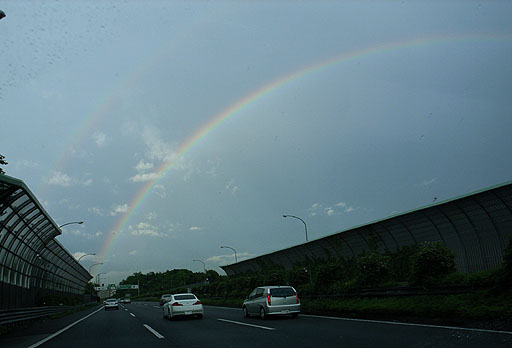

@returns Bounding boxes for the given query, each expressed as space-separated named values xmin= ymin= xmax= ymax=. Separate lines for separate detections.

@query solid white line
xmin=143 ymin=324 xmax=165 ymax=339
xmin=300 ymin=314 xmax=512 ymax=335
xmin=27 ymin=306 xmax=104 ymax=348
xmin=130 ymin=313 xmax=136 ymax=317
xmin=217 ymin=318 xmax=275 ymax=331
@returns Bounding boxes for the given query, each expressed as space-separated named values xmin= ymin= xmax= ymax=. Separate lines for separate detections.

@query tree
xmin=412 ymin=241 xmax=455 ymax=285
xmin=0 ymin=154 xmax=7 ymax=174
xmin=356 ymin=252 xmax=390 ymax=288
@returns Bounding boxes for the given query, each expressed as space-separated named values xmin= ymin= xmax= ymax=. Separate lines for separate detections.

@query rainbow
xmin=96 ymin=33 xmax=512 ymax=262
xmin=37 ymin=8 xmax=218 ymax=197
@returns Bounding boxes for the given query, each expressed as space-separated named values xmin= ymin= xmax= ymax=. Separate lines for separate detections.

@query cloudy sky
xmin=1 ymin=1 xmax=511 ymax=284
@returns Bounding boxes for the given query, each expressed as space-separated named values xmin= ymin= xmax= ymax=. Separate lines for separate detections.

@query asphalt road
xmin=2 ymin=302 xmax=511 ymax=348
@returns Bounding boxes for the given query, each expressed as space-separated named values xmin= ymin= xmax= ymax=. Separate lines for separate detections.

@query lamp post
xmin=193 ymin=259 xmax=206 ymax=273
xmin=193 ymin=259 xmax=207 ymax=285
xmin=59 ymin=221 xmax=84 ymax=229
xmin=220 ymin=245 xmax=238 ymax=263
xmin=87 ymin=262 xmax=102 ymax=301
xmin=89 ymin=262 xmax=103 ymax=276
xmin=283 ymin=214 xmax=308 ymax=242
xmin=77 ymin=253 xmax=95 ymax=262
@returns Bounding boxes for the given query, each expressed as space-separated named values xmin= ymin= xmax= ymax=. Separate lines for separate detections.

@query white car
xmin=160 ymin=294 xmax=171 ymax=306
xmin=104 ymin=298 xmax=119 ymax=310
xmin=162 ymin=293 xmax=204 ymax=319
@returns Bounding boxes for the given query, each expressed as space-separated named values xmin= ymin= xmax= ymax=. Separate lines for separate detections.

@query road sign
xmin=117 ymin=285 xmax=129 ymax=290
xmin=117 ymin=284 xmax=138 ymax=290
xmin=94 ymin=286 xmax=107 ymax=291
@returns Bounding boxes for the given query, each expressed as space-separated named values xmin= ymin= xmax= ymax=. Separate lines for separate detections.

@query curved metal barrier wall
xmin=222 ymin=181 xmax=512 ymax=276
xmin=0 ymin=175 xmax=92 ymax=309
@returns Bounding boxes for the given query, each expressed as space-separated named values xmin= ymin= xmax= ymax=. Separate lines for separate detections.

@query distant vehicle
xmin=104 ymin=298 xmax=119 ymax=311
xmin=162 ymin=293 xmax=203 ymax=319
xmin=160 ymin=294 xmax=171 ymax=306
xmin=121 ymin=298 xmax=131 ymax=304
xmin=243 ymin=286 xmax=300 ymax=319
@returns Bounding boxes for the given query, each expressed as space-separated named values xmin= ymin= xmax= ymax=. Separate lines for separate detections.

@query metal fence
xmin=0 ymin=305 xmax=85 ymax=325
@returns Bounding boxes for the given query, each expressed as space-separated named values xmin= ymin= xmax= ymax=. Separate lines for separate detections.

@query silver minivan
xmin=242 ymin=286 xmax=300 ymax=319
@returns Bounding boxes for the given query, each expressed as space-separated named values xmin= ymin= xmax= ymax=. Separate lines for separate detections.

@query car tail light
xmin=267 ymin=293 xmax=271 ymax=306
xmin=172 ymin=302 xmax=183 ymax=306
xmin=296 ymin=292 xmax=300 ymax=304
xmin=194 ymin=300 xmax=202 ymax=305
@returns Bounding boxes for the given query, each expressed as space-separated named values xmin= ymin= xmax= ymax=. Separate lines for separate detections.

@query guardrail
xmin=0 ymin=305 xmax=76 ymax=325
xmin=302 ymin=284 xmax=475 ymax=299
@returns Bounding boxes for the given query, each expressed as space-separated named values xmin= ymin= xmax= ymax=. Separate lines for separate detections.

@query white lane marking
xmin=130 ymin=313 xmax=136 ymax=317
xmin=205 ymin=305 xmax=241 ymax=310
xmin=300 ymin=314 xmax=512 ymax=335
xmin=153 ymin=306 xmax=161 ymax=309
xmin=27 ymin=306 xmax=104 ymax=348
xmin=217 ymin=318 xmax=275 ymax=331
xmin=143 ymin=324 xmax=165 ymax=339
xmin=125 ymin=309 xmax=128 ymax=311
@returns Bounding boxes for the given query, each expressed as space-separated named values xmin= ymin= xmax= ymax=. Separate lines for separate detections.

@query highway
xmin=2 ymin=302 xmax=511 ymax=348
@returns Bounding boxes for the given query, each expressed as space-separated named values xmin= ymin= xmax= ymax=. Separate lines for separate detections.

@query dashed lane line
xmin=143 ymin=324 xmax=165 ymax=339
xmin=130 ymin=313 xmax=136 ymax=317
xmin=217 ymin=318 xmax=275 ymax=331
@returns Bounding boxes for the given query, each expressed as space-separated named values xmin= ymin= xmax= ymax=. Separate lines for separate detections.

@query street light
xmin=89 ymin=262 xmax=103 ymax=275
xmin=77 ymin=253 xmax=96 ymax=262
xmin=193 ymin=259 xmax=207 ymax=285
xmin=59 ymin=221 xmax=84 ymax=228
xmin=193 ymin=259 xmax=206 ymax=273
xmin=283 ymin=214 xmax=308 ymax=242
xmin=220 ymin=245 xmax=238 ymax=263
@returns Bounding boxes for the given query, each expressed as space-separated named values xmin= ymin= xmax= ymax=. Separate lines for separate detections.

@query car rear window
xmin=174 ymin=294 xmax=196 ymax=300
xmin=270 ymin=288 xmax=295 ymax=297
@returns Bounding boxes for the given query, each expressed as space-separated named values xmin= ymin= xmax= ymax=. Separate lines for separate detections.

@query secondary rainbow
xmin=96 ymin=33 xmax=512 ymax=262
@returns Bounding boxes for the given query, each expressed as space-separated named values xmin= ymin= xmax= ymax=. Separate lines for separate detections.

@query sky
xmin=1 ymin=0 xmax=512 ymax=285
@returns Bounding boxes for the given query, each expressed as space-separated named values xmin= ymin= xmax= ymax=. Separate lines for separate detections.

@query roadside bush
xmin=287 ymin=266 xmax=311 ymax=288
xmin=501 ymin=239 xmax=512 ymax=284
xmin=314 ymin=261 xmax=344 ymax=293
xmin=356 ymin=252 xmax=390 ymax=288
xmin=493 ymin=238 xmax=512 ymax=293
xmin=466 ymin=270 xmax=501 ymax=289
xmin=411 ymin=241 xmax=456 ymax=285
xmin=387 ymin=245 xmax=418 ymax=282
